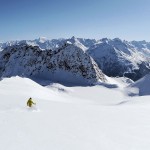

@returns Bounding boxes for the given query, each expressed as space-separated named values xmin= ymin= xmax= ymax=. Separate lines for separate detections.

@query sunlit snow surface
xmin=0 ymin=76 xmax=150 ymax=150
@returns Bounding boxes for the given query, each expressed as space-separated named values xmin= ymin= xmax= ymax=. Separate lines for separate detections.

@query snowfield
xmin=0 ymin=76 xmax=150 ymax=150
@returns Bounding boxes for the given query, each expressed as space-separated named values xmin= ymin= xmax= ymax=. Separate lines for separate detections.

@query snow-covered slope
xmin=0 ymin=76 xmax=150 ymax=150
xmin=0 ymin=43 xmax=106 ymax=85
xmin=128 ymin=73 xmax=150 ymax=96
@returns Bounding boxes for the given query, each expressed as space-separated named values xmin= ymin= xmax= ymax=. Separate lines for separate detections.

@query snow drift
xmin=129 ymin=73 xmax=150 ymax=96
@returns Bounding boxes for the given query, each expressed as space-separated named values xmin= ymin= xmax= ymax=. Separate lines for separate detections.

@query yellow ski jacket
xmin=27 ymin=98 xmax=36 ymax=107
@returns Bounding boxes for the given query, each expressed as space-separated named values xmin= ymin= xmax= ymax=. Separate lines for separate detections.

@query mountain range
xmin=0 ymin=37 xmax=150 ymax=85
xmin=0 ymin=43 xmax=106 ymax=85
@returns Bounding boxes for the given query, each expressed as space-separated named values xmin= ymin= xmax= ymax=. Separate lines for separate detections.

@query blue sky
xmin=0 ymin=0 xmax=150 ymax=42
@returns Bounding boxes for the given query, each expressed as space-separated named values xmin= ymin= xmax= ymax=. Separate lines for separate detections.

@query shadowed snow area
xmin=0 ymin=76 xmax=150 ymax=150
xmin=128 ymin=73 xmax=150 ymax=96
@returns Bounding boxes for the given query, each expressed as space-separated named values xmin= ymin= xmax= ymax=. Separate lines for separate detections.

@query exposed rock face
xmin=0 ymin=43 xmax=106 ymax=85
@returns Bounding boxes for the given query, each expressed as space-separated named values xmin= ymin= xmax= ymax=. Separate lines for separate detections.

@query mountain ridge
xmin=0 ymin=43 xmax=106 ymax=85
xmin=0 ymin=36 xmax=150 ymax=81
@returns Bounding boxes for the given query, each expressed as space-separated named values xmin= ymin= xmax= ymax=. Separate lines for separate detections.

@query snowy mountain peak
xmin=100 ymin=38 xmax=109 ymax=43
xmin=71 ymin=36 xmax=76 ymax=40
xmin=112 ymin=38 xmax=123 ymax=42
xmin=0 ymin=44 xmax=106 ymax=85
xmin=37 ymin=37 xmax=48 ymax=43
xmin=87 ymin=38 xmax=150 ymax=81
xmin=68 ymin=37 xmax=87 ymax=51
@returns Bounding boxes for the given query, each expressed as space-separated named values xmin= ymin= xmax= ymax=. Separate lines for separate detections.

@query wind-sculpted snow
xmin=0 ymin=43 xmax=106 ymax=85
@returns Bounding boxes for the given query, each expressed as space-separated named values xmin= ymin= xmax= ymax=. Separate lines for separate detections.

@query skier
xmin=27 ymin=97 xmax=36 ymax=107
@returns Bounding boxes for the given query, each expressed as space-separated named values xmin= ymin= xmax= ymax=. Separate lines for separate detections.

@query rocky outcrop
xmin=0 ymin=43 xmax=106 ymax=85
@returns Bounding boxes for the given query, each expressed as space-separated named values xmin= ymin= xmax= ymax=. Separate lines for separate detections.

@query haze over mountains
xmin=0 ymin=36 xmax=149 ymax=85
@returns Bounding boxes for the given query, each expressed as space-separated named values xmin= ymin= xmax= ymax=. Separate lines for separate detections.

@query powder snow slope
xmin=0 ymin=76 xmax=150 ymax=150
